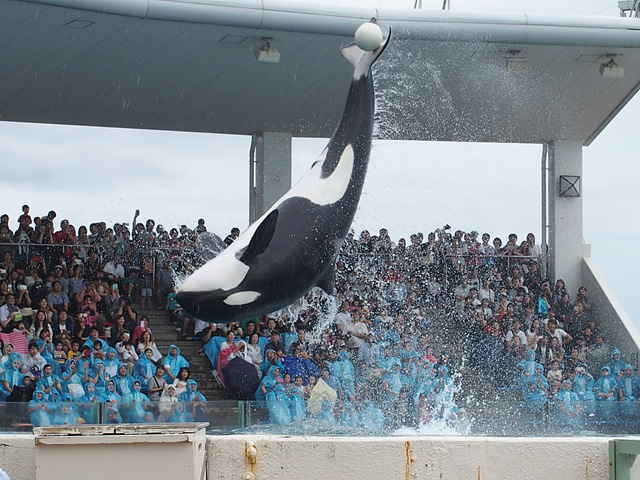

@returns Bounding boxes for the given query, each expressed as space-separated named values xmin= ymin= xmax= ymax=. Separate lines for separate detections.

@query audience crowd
xmin=0 ymin=206 xmax=637 ymax=431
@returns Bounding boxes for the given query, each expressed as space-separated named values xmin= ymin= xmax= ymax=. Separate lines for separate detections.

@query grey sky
xmin=1 ymin=0 xmax=638 ymax=329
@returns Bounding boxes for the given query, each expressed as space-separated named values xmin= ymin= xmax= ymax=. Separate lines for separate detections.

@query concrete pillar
xmin=548 ymin=140 xmax=583 ymax=293
xmin=250 ymin=132 xmax=292 ymax=223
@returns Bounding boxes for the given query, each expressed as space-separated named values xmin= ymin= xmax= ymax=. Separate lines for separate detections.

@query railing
xmin=2 ymin=398 xmax=640 ymax=436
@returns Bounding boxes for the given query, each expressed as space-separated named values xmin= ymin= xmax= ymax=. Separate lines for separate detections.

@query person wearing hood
xmin=61 ymin=359 xmax=85 ymax=400
xmin=555 ymin=379 xmax=581 ymax=427
xmin=1 ymin=354 xmax=24 ymax=400
xmin=608 ymin=349 xmax=626 ymax=380
xmin=522 ymin=364 xmax=549 ymax=410
xmin=518 ymin=350 xmax=541 ymax=378
xmin=53 ymin=394 xmax=79 ymax=425
xmin=36 ymin=363 xmax=62 ymax=400
xmin=360 ymin=400 xmax=385 ymax=431
xmin=289 ymin=376 xmax=306 ymax=422
xmin=266 ymin=383 xmax=292 ymax=425
xmin=314 ymin=398 xmax=336 ymax=424
xmin=255 ymin=366 xmax=282 ymax=402
xmin=102 ymin=378 xmax=122 ymax=421
xmin=179 ymin=379 xmax=207 ymax=421
xmin=163 ymin=344 xmax=189 ymax=384
xmin=339 ymin=399 xmax=359 ymax=428
xmin=80 ymin=382 xmax=101 ymax=423
xmin=113 ymin=363 xmax=135 ymax=397
xmin=382 ymin=360 xmax=407 ymax=405
xmin=431 ymin=366 xmax=456 ymax=412
xmin=593 ymin=366 xmax=618 ymax=418
xmin=158 ymin=384 xmax=179 ymax=422
xmin=617 ymin=364 xmax=640 ymax=416
xmin=572 ymin=364 xmax=596 ymax=415
xmin=124 ymin=380 xmax=150 ymax=423
xmin=102 ymin=347 xmax=120 ymax=379
xmin=28 ymin=388 xmax=53 ymax=427
xmin=134 ymin=348 xmax=156 ymax=393
xmin=259 ymin=349 xmax=283 ymax=378
xmin=329 ymin=351 xmax=356 ymax=400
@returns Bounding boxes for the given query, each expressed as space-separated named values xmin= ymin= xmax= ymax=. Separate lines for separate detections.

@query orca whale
xmin=176 ymin=27 xmax=391 ymax=323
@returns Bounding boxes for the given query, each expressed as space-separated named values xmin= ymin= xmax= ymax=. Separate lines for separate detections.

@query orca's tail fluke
xmin=341 ymin=24 xmax=391 ymax=79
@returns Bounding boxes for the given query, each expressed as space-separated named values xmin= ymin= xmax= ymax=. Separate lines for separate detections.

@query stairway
xmin=141 ymin=308 xmax=229 ymax=402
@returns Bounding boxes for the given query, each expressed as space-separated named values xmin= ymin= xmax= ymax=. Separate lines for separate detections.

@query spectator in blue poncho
xmin=382 ymin=360 xmax=407 ymax=404
xmin=593 ymin=366 xmax=618 ymax=418
xmin=36 ymin=363 xmax=62 ymax=400
xmin=255 ymin=366 xmax=282 ymax=402
xmin=339 ymin=400 xmax=359 ymax=428
xmin=572 ymin=364 xmax=596 ymax=415
xmin=288 ymin=376 xmax=306 ymax=422
xmin=518 ymin=350 xmax=541 ymax=378
xmin=618 ymin=364 xmax=640 ymax=416
xmin=260 ymin=349 xmax=284 ymax=378
xmin=555 ymin=379 xmax=581 ymax=426
xmin=112 ymin=363 xmax=135 ymax=397
xmin=522 ymin=364 xmax=549 ymax=410
xmin=431 ymin=366 xmax=455 ymax=408
xmin=360 ymin=400 xmax=385 ymax=431
xmin=134 ymin=348 xmax=156 ymax=393
xmin=314 ymin=398 xmax=336 ymax=423
xmin=124 ymin=380 xmax=150 ymax=423
xmin=28 ymin=389 xmax=53 ymax=427
xmin=0 ymin=354 xmax=23 ymax=400
xmin=267 ymin=383 xmax=292 ymax=425
xmin=329 ymin=351 xmax=356 ymax=400
xmin=608 ymin=349 xmax=626 ymax=380
xmin=163 ymin=344 xmax=189 ymax=384
xmin=102 ymin=378 xmax=122 ymax=406
xmin=179 ymin=379 xmax=207 ymax=421
xmin=61 ymin=359 xmax=85 ymax=400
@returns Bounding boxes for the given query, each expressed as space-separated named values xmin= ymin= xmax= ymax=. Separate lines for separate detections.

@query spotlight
xmin=600 ymin=57 xmax=624 ymax=78
xmin=255 ymin=38 xmax=280 ymax=64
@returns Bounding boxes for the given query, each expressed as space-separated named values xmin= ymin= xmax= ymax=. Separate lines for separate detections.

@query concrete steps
xmin=134 ymin=306 xmax=230 ymax=401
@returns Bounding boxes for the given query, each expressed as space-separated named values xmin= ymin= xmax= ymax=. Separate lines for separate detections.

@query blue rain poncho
xmin=329 ymin=351 xmax=356 ymax=398
xmin=134 ymin=354 xmax=156 ymax=390
xmin=522 ymin=365 xmax=549 ymax=410
xmin=360 ymin=400 xmax=385 ymax=431
xmin=170 ymin=401 xmax=193 ymax=423
xmin=266 ymin=384 xmax=292 ymax=425
xmin=314 ymin=398 xmax=336 ymax=423
xmin=618 ymin=364 xmax=640 ymax=416
xmin=430 ymin=366 xmax=455 ymax=406
xmin=555 ymin=380 xmax=581 ymax=426
xmin=593 ymin=366 xmax=618 ymax=418
xmin=123 ymin=382 xmax=150 ymax=423
xmin=255 ymin=366 xmax=281 ymax=401
xmin=339 ymin=400 xmax=359 ymax=428
xmin=608 ymin=349 xmax=626 ymax=379
xmin=102 ymin=379 xmax=123 ymax=405
xmin=62 ymin=359 xmax=85 ymax=399
xmin=518 ymin=350 xmax=541 ymax=377
xmin=382 ymin=361 xmax=408 ymax=402
xmin=91 ymin=359 xmax=108 ymax=395
xmin=36 ymin=364 xmax=61 ymax=400
xmin=80 ymin=383 xmax=101 ymax=423
xmin=259 ymin=349 xmax=284 ymax=377
xmin=113 ymin=363 xmax=135 ymax=397
xmin=36 ymin=339 xmax=61 ymax=376
xmin=288 ymin=384 xmax=306 ymax=422
xmin=28 ymin=389 xmax=53 ymax=427
xmin=163 ymin=345 xmax=190 ymax=383
xmin=378 ymin=354 xmax=401 ymax=372
xmin=0 ymin=354 xmax=23 ymax=399
xmin=179 ymin=379 xmax=207 ymax=403
xmin=102 ymin=347 xmax=120 ymax=379
xmin=572 ymin=367 xmax=596 ymax=415
xmin=53 ymin=396 xmax=79 ymax=425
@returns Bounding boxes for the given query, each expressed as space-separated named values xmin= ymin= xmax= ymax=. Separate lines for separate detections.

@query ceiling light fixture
xmin=255 ymin=38 xmax=280 ymax=64
xmin=600 ymin=55 xmax=624 ymax=78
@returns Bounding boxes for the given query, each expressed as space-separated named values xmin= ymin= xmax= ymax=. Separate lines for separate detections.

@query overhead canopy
xmin=2 ymin=0 xmax=640 ymax=144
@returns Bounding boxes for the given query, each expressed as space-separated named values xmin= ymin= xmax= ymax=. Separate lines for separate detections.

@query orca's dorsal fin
xmin=316 ymin=264 xmax=337 ymax=295
xmin=240 ymin=209 xmax=279 ymax=264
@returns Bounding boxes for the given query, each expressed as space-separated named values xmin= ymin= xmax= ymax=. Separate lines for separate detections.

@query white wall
xmin=0 ymin=433 xmax=624 ymax=480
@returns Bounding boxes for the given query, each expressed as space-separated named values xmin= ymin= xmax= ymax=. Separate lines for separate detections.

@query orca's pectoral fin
xmin=316 ymin=264 xmax=337 ymax=295
xmin=239 ymin=209 xmax=279 ymax=264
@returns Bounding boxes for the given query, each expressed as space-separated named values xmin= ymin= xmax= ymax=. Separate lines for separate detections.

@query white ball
xmin=355 ymin=22 xmax=383 ymax=52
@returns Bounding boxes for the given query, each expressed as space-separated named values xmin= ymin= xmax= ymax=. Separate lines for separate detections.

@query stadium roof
xmin=2 ymin=0 xmax=640 ymax=144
